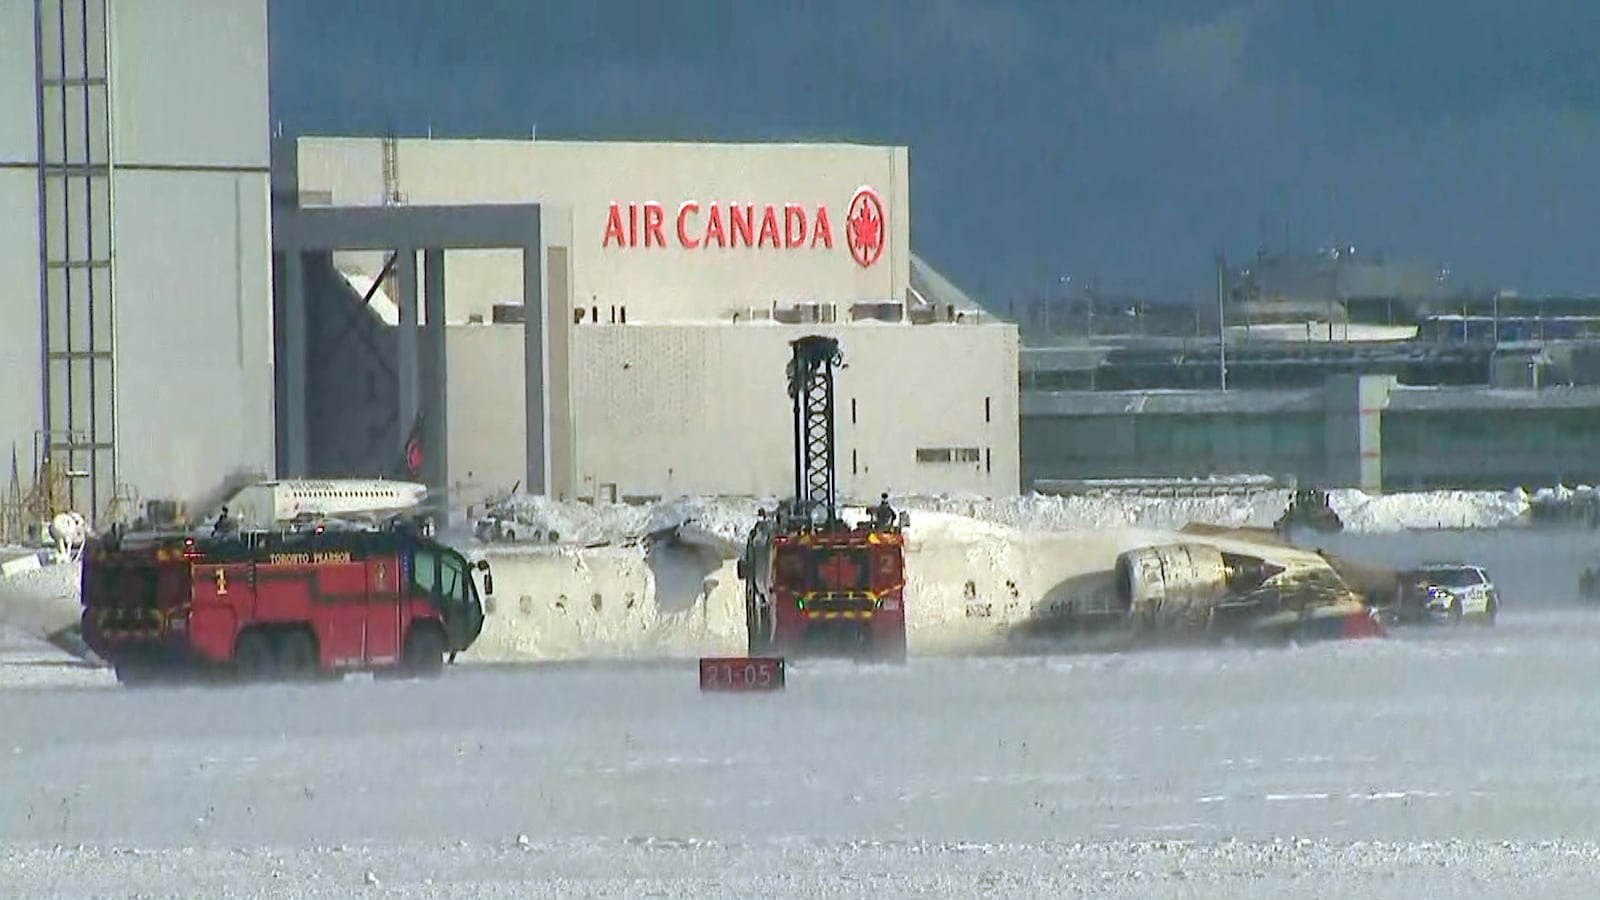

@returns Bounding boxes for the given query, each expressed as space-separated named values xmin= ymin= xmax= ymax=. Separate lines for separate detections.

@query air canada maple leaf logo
xmin=846 ymin=187 xmax=885 ymax=269
xmin=402 ymin=412 xmax=424 ymax=478
xmin=405 ymin=437 xmax=422 ymax=477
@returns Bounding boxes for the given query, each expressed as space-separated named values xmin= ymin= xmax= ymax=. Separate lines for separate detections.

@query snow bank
xmin=1331 ymin=489 xmax=1532 ymax=531
xmin=477 ymin=493 xmax=767 ymax=551
xmin=0 ymin=553 xmax=82 ymax=643
xmin=465 ymin=487 xmax=1536 ymax=553
xmin=916 ymin=488 xmax=1533 ymax=533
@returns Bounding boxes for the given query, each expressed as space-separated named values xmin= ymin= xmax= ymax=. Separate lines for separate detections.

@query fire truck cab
xmin=80 ymin=520 xmax=489 ymax=685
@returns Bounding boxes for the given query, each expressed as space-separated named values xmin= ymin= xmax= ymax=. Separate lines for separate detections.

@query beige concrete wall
xmin=113 ymin=169 xmax=275 ymax=501
xmin=0 ymin=1 xmax=41 ymax=489
xmin=443 ymin=205 xmax=576 ymax=509
xmin=538 ymin=203 xmax=575 ymax=500
xmin=0 ymin=170 xmax=42 ymax=477
xmin=445 ymin=325 xmax=527 ymax=508
xmin=0 ymin=0 xmax=36 ymax=165
xmin=108 ymin=0 xmax=274 ymax=506
xmin=445 ymin=320 xmax=1019 ymax=503
xmin=296 ymin=138 xmax=911 ymax=325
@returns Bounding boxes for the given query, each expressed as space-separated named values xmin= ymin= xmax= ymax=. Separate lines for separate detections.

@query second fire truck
xmin=736 ymin=335 xmax=910 ymax=663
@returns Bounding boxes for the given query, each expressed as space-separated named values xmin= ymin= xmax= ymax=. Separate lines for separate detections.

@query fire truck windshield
xmin=411 ymin=542 xmax=477 ymax=612
xmin=440 ymin=552 xmax=470 ymax=607
xmin=774 ymin=545 xmax=873 ymax=593
xmin=420 ymin=542 xmax=485 ymax=652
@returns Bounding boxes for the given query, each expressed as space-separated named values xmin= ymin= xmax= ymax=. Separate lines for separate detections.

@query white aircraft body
xmin=220 ymin=479 xmax=429 ymax=530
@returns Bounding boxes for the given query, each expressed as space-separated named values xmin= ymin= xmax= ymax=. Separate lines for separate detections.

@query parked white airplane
xmin=218 ymin=479 xmax=430 ymax=531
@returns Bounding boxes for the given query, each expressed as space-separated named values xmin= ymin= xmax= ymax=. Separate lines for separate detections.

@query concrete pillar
xmin=1323 ymin=374 xmax=1394 ymax=492
xmin=394 ymin=247 xmax=419 ymax=457
xmin=421 ymin=248 xmax=448 ymax=498
xmin=544 ymin=245 xmax=573 ymax=500
xmin=522 ymin=220 xmax=546 ymax=495
xmin=279 ymin=250 xmax=308 ymax=476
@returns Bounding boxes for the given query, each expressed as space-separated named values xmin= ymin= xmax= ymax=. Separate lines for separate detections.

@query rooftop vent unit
xmin=850 ymin=301 xmax=904 ymax=323
xmin=491 ymin=303 xmax=526 ymax=324
xmin=774 ymin=302 xmax=837 ymax=325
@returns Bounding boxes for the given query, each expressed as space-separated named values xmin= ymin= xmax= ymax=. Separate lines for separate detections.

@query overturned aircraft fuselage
xmin=1114 ymin=540 xmax=1383 ymax=642
xmin=1000 ymin=524 xmax=1386 ymax=648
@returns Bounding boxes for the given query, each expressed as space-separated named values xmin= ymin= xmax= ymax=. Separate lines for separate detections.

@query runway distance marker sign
xmin=699 ymin=657 xmax=786 ymax=693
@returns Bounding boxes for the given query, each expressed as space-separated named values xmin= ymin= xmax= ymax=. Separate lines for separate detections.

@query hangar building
xmin=280 ymin=137 xmax=1019 ymax=507
xmin=0 ymin=0 xmax=273 ymax=530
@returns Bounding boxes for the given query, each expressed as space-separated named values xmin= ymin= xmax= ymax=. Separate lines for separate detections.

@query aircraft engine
xmin=1114 ymin=543 xmax=1285 ymax=630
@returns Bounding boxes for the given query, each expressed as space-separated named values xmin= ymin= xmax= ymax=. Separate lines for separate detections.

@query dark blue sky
xmin=267 ymin=0 xmax=1600 ymax=305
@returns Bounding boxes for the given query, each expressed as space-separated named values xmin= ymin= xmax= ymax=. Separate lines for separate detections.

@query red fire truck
xmin=80 ymin=520 xmax=489 ymax=685
xmin=740 ymin=521 xmax=907 ymax=662
xmin=736 ymin=336 xmax=909 ymax=663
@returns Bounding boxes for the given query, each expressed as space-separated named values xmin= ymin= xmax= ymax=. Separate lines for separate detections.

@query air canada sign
xmin=601 ymin=186 xmax=886 ymax=269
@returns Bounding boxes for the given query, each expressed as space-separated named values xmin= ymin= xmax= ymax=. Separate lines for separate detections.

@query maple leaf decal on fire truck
xmin=846 ymin=187 xmax=885 ymax=269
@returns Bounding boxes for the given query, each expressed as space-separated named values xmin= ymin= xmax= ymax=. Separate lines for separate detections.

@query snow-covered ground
xmin=0 ymin=547 xmax=83 ymax=642
xmin=4 ymin=599 xmax=1600 ymax=897
xmin=0 ymin=626 xmax=112 ymax=690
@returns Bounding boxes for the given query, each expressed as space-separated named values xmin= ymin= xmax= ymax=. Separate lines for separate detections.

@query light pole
xmin=1052 ymin=275 xmax=1070 ymax=339
xmin=1215 ymin=252 xmax=1229 ymax=391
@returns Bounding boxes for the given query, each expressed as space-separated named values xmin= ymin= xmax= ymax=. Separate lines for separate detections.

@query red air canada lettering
xmin=601 ymin=187 xmax=884 ymax=269
xmin=604 ymin=201 xmax=834 ymax=252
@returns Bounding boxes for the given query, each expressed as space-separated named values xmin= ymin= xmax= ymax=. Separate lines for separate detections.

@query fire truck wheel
xmin=234 ymin=630 xmax=276 ymax=682
xmin=276 ymin=629 xmax=319 ymax=680
xmin=402 ymin=625 xmax=446 ymax=677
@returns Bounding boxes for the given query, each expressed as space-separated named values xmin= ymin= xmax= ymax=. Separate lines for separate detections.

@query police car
xmin=1385 ymin=562 xmax=1500 ymax=626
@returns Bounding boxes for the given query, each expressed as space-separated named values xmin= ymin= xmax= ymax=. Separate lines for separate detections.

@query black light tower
xmin=784 ymin=335 xmax=843 ymax=530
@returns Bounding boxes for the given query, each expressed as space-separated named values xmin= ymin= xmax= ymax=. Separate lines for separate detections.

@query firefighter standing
xmin=870 ymin=492 xmax=896 ymax=529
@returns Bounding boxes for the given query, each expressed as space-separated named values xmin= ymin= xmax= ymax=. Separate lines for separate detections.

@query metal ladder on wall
xmin=33 ymin=0 xmax=118 ymax=525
